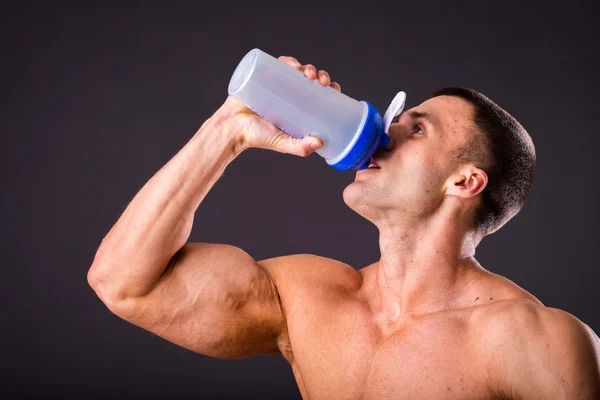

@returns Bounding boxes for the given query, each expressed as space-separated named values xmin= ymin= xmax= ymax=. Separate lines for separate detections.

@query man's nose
xmin=385 ymin=122 xmax=410 ymax=149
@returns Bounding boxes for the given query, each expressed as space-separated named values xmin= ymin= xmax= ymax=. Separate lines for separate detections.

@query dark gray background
xmin=3 ymin=1 xmax=598 ymax=398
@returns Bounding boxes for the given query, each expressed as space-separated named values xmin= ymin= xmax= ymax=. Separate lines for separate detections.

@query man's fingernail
xmin=310 ymin=141 xmax=321 ymax=149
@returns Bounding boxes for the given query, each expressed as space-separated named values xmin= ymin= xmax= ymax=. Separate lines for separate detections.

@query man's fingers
xmin=302 ymin=63 xmax=317 ymax=78
xmin=317 ymin=70 xmax=330 ymax=86
xmin=278 ymin=56 xmax=340 ymax=90
xmin=278 ymin=55 xmax=302 ymax=69
xmin=329 ymin=82 xmax=341 ymax=92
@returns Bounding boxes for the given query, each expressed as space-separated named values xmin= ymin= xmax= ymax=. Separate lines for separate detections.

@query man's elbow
xmin=87 ymin=263 xmax=133 ymax=316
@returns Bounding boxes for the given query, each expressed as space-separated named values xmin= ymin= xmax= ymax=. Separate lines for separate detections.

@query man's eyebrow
xmin=392 ymin=110 xmax=439 ymax=129
xmin=406 ymin=110 xmax=435 ymax=125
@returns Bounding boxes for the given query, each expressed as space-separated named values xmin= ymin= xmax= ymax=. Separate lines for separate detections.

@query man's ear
xmin=445 ymin=166 xmax=488 ymax=199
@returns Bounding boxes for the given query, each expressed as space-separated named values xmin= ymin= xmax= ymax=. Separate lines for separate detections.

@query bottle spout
xmin=357 ymin=128 xmax=391 ymax=170
xmin=380 ymin=131 xmax=391 ymax=148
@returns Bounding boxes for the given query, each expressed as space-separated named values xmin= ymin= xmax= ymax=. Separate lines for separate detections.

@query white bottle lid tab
xmin=382 ymin=91 xmax=407 ymax=134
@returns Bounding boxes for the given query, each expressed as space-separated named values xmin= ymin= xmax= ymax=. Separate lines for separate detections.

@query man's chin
xmin=342 ymin=194 xmax=378 ymax=224
xmin=342 ymin=183 xmax=376 ymax=213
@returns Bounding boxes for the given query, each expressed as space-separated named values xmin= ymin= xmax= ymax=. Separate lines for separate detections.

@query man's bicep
xmin=115 ymin=243 xmax=288 ymax=359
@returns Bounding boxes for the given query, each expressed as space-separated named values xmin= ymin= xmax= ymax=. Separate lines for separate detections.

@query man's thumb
xmin=277 ymin=134 xmax=323 ymax=157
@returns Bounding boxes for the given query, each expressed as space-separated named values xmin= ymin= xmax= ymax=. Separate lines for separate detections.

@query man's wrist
xmin=207 ymin=107 xmax=248 ymax=156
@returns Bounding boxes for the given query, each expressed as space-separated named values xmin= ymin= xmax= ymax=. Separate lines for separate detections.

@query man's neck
xmin=369 ymin=205 xmax=485 ymax=326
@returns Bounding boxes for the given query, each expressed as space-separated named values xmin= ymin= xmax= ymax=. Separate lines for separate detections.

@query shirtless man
xmin=88 ymin=55 xmax=600 ymax=399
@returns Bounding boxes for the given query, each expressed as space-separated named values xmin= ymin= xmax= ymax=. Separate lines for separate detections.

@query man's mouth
xmin=367 ymin=157 xmax=381 ymax=169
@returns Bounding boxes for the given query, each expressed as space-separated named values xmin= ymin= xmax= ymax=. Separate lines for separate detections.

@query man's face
xmin=343 ymin=95 xmax=475 ymax=224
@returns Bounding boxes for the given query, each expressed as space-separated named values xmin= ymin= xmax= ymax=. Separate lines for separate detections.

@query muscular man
xmin=88 ymin=55 xmax=600 ymax=399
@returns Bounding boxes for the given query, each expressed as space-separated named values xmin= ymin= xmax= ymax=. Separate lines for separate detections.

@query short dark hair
xmin=430 ymin=87 xmax=536 ymax=238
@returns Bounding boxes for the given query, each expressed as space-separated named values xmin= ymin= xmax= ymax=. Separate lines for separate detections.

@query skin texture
xmin=88 ymin=56 xmax=600 ymax=399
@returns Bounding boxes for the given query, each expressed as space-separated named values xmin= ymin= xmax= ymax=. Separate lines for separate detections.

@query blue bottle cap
xmin=328 ymin=101 xmax=390 ymax=171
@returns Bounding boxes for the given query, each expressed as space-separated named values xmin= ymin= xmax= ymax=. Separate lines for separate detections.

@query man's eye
xmin=413 ymin=124 xmax=424 ymax=134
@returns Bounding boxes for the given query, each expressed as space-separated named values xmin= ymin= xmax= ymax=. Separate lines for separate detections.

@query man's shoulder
xmin=257 ymin=253 xmax=363 ymax=297
xmin=480 ymin=295 xmax=588 ymax=328
xmin=475 ymin=299 xmax=600 ymax=397
xmin=475 ymin=298 xmax=597 ymax=348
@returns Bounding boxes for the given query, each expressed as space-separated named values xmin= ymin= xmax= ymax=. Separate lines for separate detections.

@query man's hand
xmin=217 ymin=55 xmax=342 ymax=157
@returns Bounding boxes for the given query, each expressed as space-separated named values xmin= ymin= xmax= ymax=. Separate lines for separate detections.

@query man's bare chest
xmin=284 ymin=297 xmax=494 ymax=399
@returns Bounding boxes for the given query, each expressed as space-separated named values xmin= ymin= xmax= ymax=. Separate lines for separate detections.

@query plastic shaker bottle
xmin=227 ymin=48 xmax=407 ymax=171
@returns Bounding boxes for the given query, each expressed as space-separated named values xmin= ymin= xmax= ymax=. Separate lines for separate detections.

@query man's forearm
xmin=88 ymin=110 xmax=244 ymax=301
